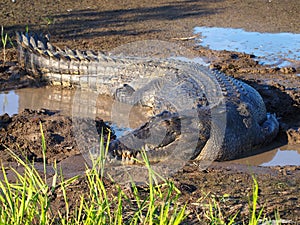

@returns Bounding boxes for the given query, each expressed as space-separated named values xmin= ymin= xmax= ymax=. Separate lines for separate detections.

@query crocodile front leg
xmin=114 ymin=78 xmax=170 ymax=111
xmin=115 ymin=84 xmax=136 ymax=104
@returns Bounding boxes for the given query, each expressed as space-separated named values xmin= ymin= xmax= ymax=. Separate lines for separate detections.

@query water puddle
xmin=231 ymin=144 xmax=300 ymax=166
xmin=0 ymin=87 xmax=149 ymax=137
xmin=0 ymin=91 xmax=19 ymax=116
xmin=1 ymin=87 xmax=300 ymax=167
xmin=194 ymin=27 xmax=300 ymax=67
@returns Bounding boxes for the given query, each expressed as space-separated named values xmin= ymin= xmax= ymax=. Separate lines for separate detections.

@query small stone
xmin=287 ymin=127 xmax=300 ymax=144
xmin=231 ymin=54 xmax=239 ymax=59
xmin=209 ymin=64 xmax=221 ymax=70
xmin=0 ymin=113 xmax=11 ymax=123
xmin=268 ymin=67 xmax=279 ymax=73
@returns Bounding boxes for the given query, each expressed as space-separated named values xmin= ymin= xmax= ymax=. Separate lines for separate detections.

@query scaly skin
xmin=16 ymin=32 xmax=279 ymax=162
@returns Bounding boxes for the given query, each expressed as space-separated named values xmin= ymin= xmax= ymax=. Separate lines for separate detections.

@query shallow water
xmin=231 ymin=145 xmax=300 ymax=166
xmin=0 ymin=90 xmax=19 ymax=116
xmin=1 ymin=87 xmax=300 ymax=167
xmin=0 ymin=88 xmax=149 ymax=137
xmin=194 ymin=27 xmax=300 ymax=67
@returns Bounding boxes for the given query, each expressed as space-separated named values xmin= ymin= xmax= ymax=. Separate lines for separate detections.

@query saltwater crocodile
xmin=16 ymin=32 xmax=279 ymax=163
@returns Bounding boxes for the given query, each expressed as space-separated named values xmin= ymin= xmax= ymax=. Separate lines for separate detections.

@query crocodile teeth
xmin=122 ymin=150 xmax=132 ymax=159
xmin=120 ymin=150 xmax=137 ymax=164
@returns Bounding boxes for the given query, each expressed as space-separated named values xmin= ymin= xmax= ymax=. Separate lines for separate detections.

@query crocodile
xmin=16 ymin=32 xmax=279 ymax=163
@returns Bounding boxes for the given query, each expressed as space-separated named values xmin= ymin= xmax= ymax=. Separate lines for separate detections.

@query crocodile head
xmin=107 ymin=109 xmax=211 ymax=165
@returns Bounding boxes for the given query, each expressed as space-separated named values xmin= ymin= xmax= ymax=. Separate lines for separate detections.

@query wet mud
xmin=0 ymin=0 xmax=300 ymax=223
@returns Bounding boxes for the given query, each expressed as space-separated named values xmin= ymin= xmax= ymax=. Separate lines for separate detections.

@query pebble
xmin=287 ymin=127 xmax=300 ymax=144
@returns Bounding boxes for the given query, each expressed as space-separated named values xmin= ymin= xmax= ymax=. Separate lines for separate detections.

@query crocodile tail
xmin=16 ymin=32 xmax=106 ymax=86
xmin=16 ymin=32 xmax=51 ymax=72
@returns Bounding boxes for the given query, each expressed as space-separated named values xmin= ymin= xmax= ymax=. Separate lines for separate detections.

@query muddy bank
xmin=1 ymin=0 xmax=300 ymax=51
xmin=0 ymin=108 xmax=114 ymax=163
xmin=0 ymin=0 xmax=300 ymax=223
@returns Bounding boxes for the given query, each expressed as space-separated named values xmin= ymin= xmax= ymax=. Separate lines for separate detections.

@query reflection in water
xmin=261 ymin=150 xmax=300 ymax=166
xmin=1 ymin=87 xmax=150 ymax=137
xmin=16 ymin=88 xmax=75 ymax=115
xmin=0 ymin=91 xmax=19 ymax=116
xmin=194 ymin=27 xmax=300 ymax=67
xmin=231 ymin=144 xmax=300 ymax=166
xmin=1 ymin=87 xmax=300 ymax=166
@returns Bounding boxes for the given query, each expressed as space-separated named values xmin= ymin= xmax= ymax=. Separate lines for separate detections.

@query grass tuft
xmin=0 ymin=124 xmax=187 ymax=224
xmin=248 ymin=175 xmax=264 ymax=225
xmin=1 ymin=26 xmax=8 ymax=65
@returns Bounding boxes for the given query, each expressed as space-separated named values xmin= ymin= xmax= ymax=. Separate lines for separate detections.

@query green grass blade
xmin=39 ymin=122 xmax=47 ymax=181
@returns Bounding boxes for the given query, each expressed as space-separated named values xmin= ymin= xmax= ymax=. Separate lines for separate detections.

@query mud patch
xmin=0 ymin=108 xmax=113 ymax=164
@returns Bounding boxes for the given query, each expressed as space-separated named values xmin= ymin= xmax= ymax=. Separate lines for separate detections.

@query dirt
xmin=0 ymin=0 xmax=300 ymax=223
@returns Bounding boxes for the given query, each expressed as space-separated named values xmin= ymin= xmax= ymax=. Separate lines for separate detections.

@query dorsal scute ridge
xmin=47 ymin=42 xmax=54 ymax=51
xmin=15 ymin=32 xmax=21 ymax=44
xmin=63 ymin=47 xmax=79 ymax=61
xmin=86 ymin=50 xmax=99 ymax=62
xmin=53 ymin=52 xmax=60 ymax=60
xmin=21 ymin=33 xmax=29 ymax=47
xmin=29 ymin=35 xmax=37 ymax=49
xmin=77 ymin=49 xmax=91 ymax=62
xmin=37 ymin=39 xmax=47 ymax=50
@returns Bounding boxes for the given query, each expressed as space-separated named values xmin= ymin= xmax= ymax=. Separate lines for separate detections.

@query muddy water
xmin=0 ymin=87 xmax=150 ymax=137
xmin=194 ymin=27 xmax=300 ymax=68
xmin=1 ymin=87 xmax=300 ymax=167
xmin=231 ymin=144 xmax=300 ymax=166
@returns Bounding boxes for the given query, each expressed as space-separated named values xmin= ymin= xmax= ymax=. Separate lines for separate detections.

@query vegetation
xmin=1 ymin=26 xmax=14 ymax=65
xmin=0 ymin=124 xmax=283 ymax=224
xmin=1 ymin=26 xmax=8 ymax=64
xmin=0 ymin=123 xmax=186 ymax=225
